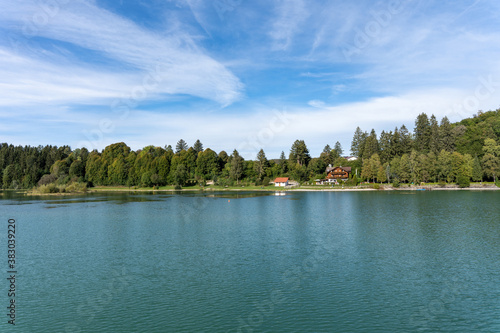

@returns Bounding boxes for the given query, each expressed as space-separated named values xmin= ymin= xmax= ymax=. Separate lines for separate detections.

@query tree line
xmin=353 ymin=110 xmax=500 ymax=184
xmin=1 ymin=109 xmax=499 ymax=189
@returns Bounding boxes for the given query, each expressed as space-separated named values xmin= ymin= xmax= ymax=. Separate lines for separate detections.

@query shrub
xmin=373 ymin=184 xmax=380 ymax=190
xmin=495 ymin=179 xmax=500 ymax=188
xmin=262 ymin=177 xmax=270 ymax=186
xmin=67 ymin=182 xmax=88 ymax=193
xmin=457 ymin=176 xmax=470 ymax=188
xmin=392 ymin=179 xmax=400 ymax=188
xmin=174 ymin=185 xmax=182 ymax=190
xmin=438 ymin=180 xmax=447 ymax=188
xmin=38 ymin=183 xmax=59 ymax=193
xmin=38 ymin=174 xmax=57 ymax=186
xmin=57 ymin=175 xmax=70 ymax=185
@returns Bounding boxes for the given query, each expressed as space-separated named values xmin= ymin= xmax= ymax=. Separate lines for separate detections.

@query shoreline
xmin=7 ymin=183 xmax=500 ymax=196
xmin=20 ymin=186 xmax=500 ymax=195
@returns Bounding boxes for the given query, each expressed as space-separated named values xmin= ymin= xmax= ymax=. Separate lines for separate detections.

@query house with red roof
xmin=274 ymin=177 xmax=289 ymax=187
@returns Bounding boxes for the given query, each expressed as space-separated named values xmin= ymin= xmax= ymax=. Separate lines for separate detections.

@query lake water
xmin=1 ymin=190 xmax=499 ymax=332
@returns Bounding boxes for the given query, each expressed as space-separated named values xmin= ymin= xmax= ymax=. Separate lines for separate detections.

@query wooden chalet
xmin=325 ymin=166 xmax=352 ymax=181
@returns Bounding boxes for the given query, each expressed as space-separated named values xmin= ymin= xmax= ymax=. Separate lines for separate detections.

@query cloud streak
xmin=0 ymin=0 xmax=243 ymax=106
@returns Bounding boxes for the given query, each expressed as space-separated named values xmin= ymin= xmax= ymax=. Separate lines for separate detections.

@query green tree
xmin=351 ymin=127 xmax=368 ymax=158
xmin=362 ymin=129 xmax=379 ymax=160
xmin=307 ymin=158 xmax=327 ymax=177
xmin=51 ymin=159 xmax=69 ymax=178
xmin=440 ymin=117 xmax=455 ymax=152
xmin=157 ymin=154 xmax=171 ymax=185
xmin=437 ymin=150 xmax=452 ymax=182
xmin=85 ymin=152 xmax=105 ymax=185
xmin=229 ymin=150 xmax=244 ymax=183
xmin=429 ymin=115 xmax=441 ymax=154
xmin=141 ymin=171 xmax=153 ymax=187
xmin=449 ymin=152 xmax=465 ymax=183
xmin=290 ymin=163 xmax=308 ymax=182
xmin=361 ymin=158 xmax=373 ymax=182
xmin=125 ymin=152 xmax=138 ymax=186
xmin=399 ymin=125 xmax=413 ymax=154
xmin=482 ymin=153 xmax=499 ymax=182
xmin=481 ymin=139 xmax=500 ymax=181
xmin=173 ymin=164 xmax=188 ymax=186
xmin=417 ymin=153 xmax=431 ymax=183
xmin=196 ymin=148 xmax=219 ymax=180
xmin=379 ymin=130 xmax=392 ymax=164
xmin=278 ymin=151 xmax=288 ymax=174
xmin=108 ymin=156 xmax=128 ymax=185
xmin=320 ymin=145 xmax=334 ymax=166
xmin=409 ymin=150 xmax=420 ymax=183
xmin=390 ymin=156 xmax=401 ymax=181
xmin=426 ymin=152 xmax=438 ymax=182
xmin=289 ymin=140 xmax=311 ymax=166
xmin=384 ymin=162 xmax=391 ymax=183
xmin=254 ymin=149 xmax=269 ymax=180
xmin=2 ymin=165 xmax=14 ymax=188
xmin=399 ymin=154 xmax=411 ymax=183
xmin=69 ymin=159 xmax=85 ymax=179
xmin=333 ymin=141 xmax=343 ymax=156
xmin=193 ymin=140 xmax=204 ymax=154
xmin=175 ymin=139 xmax=188 ymax=153
xmin=218 ymin=151 xmax=229 ymax=171
xmin=391 ymin=127 xmax=402 ymax=157
xmin=377 ymin=164 xmax=387 ymax=183
xmin=164 ymin=145 xmax=173 ymax=154
xmin=370 ymin=154 xmax=382 ymax=183
xmin=414 ymin=113 xmax=431 ymax=152
xmin=472 ymin=155 xmax=483 ymax=182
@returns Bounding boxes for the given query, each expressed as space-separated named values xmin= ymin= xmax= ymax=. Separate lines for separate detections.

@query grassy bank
xmin=90 ymin=182 xmax=500 ymax=192
xmin=16 ymin=181 xmax=500 ymax=196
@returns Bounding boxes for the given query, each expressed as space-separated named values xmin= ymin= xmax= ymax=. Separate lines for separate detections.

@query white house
xmin=274 ymin=177 xmax=289 ymax=187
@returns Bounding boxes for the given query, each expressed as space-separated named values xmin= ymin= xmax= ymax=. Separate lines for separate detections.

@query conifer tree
xmin=193 ymin=140 xmax=204 ymax=154
xmin=334 ymin=141 xmax=343 ymax=156
xmin=175 ymin=139 xmax=188 ymax=153
xmin=414 ymin=113 xmax=431 ymax=152
xmin=429 ymin=115 xmax=441 ymax=153
xmin=440 ymin=117 xmax=455 ymax=152
xmin=351 ymin=127 xmax=367 ymax=158
xmin=289 ymin=140 xmax=311 ymax=166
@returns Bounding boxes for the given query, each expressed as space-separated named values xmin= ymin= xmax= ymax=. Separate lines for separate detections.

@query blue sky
xmin=1 ymin=0 xmax=500 ymax=158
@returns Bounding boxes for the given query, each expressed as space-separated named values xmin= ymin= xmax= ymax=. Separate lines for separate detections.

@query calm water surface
xmin=1 ymin=190 xmax=499 ymax=332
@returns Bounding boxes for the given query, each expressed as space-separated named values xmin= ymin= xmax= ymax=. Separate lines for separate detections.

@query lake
xmin=1 ymin=190 xmax=499 ymax=332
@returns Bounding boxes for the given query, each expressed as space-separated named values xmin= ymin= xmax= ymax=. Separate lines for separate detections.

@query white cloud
xmin=269 ymin=0 xmax=308 ymax=50
xmin=308 ymin=100 xmax=325 ymax=108
xmin=7 ymin=83 xmax=496 ymax=158
xmin=0 ymin=0 xmax=243 ymax=106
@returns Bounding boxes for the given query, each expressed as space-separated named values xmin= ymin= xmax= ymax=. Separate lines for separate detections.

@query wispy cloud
xmin=269 ymin=0 xmax=308 ymax=50
xmin=0 ymin=0 xmax=243 ymax=106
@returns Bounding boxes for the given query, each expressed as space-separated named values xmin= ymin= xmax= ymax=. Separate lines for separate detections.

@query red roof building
xmin=274 ymin=177 xmax=289 ymax=186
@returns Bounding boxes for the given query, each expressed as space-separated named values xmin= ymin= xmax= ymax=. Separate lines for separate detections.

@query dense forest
xmin=1 ymin=109 xmax=499 ymax=191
